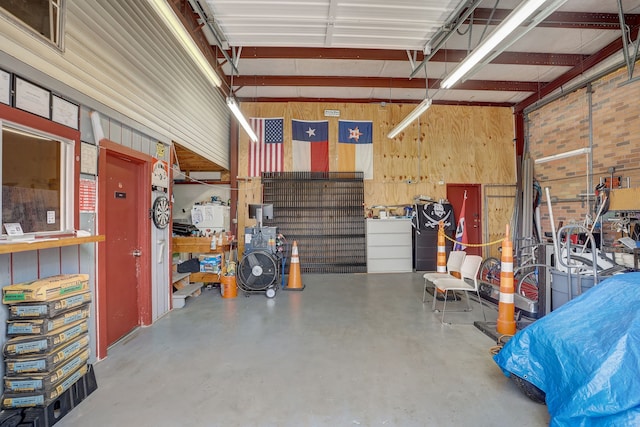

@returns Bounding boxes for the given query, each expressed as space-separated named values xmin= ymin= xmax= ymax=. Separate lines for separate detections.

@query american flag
xmin=249 ymin=118 xmax=284 ymax=177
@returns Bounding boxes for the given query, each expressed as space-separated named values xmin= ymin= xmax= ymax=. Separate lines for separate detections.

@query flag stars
xmin=348 ymin=127 xmax=363 ymax=141
xmin=305 ymin=127 xmax=316 ymax=138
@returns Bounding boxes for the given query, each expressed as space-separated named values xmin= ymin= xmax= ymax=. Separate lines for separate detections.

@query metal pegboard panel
xmin=262 ymin=172 xmax=366 ymax=274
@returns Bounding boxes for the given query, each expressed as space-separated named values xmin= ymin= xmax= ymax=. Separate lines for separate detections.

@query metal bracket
xmin=617 ymin=0 xmax=640 ymax=81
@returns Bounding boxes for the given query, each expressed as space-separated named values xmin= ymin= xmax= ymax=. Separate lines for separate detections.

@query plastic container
xmin=220 ymin=275 xmax=237 ymax=299
xmin=550 ymin=269 xmax=596 ymax=310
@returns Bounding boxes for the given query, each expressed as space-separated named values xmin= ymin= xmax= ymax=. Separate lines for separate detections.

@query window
xmin=0 ymin=0 xmax=64 ymax=48
xmin=1 ymin=122 xmax=74 ymax=235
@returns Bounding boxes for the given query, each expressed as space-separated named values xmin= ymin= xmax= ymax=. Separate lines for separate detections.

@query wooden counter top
xmin=0 ymin=235 xmax=105 ymax=255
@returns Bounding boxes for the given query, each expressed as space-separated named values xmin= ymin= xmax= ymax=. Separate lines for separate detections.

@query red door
xmin=447 ymin=184 xmax=482 ymax=256
xmin=104 ymin=152 xmax=142 ymax=345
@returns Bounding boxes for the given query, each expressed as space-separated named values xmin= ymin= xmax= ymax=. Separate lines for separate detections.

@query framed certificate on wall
xmin=52 ymin=95 xmax=79 ymax=129
xmin=15 ymin=77 xmax=51 ymax=119
xmin=0 ymin=69 xmax=10 ymax=105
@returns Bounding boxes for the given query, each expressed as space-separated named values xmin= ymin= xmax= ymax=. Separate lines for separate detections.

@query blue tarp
xmin=493 ymin=272 xmax=640 ymax=427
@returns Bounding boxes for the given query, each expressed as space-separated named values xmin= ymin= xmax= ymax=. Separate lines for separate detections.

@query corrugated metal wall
xmin=0 ymin=0 xmax=230 ymax=167
xmin=0 ymin=0 xmax=229 ymax=368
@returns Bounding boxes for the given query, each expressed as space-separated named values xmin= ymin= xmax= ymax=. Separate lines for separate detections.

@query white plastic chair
xmin=431 ymin=255 xmax=486 ymax=324
xmin=422 ymin=251 xmax=466 ymax=303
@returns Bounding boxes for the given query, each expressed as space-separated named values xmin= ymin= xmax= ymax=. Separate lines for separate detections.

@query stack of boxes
xmin=0 ymin=274 xmax=94 ymax=415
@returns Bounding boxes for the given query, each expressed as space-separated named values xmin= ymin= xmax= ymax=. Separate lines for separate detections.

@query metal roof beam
xmin=235 ymin=47 xmax=585 ymax=67
xmin=470 ymin=8 xmax=640 ymax=30
xmin=236 ymin=97 xmax=513 ymax=107
xmin=515 ymin=25 xmax=640 ymax=112
xmin=230 ymin=75 xmax=544 ymax=92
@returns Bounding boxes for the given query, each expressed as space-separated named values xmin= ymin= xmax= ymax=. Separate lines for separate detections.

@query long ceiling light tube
xmin=227 ymin=97 xmax=259 ymax=142
xmin=440 ymin=0 xmax=563 ymax=89
xmin=387 ymin=98 xmax=432 ymax=139
xmin=148 ymin=0 xmax=222 ymax=88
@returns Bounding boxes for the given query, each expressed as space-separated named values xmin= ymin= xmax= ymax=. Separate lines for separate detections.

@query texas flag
xmin=338 ymin=120 xmax=373 ymax=180
xmin=292 ymin=119 xmax=329 ymax=172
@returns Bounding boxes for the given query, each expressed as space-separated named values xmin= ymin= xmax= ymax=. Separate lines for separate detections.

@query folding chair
xmin=422 ymin=251 xmax=466 ymax=303
xmin=431 ymin=255 xmax=486 ymax=324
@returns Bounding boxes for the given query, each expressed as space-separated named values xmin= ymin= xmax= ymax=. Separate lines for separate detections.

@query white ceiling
xmin=191 ymin=0 xmax=640 ymax=107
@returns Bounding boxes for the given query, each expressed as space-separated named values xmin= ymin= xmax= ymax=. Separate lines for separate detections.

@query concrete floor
xmin=59 ymin=273 xmax=549 ymax=427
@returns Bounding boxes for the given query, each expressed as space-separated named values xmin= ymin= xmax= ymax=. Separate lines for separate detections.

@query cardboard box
xmin=7 ymin=305 xmax=90 ymax=336
xmin=2 ymin=274 xmax=89 ymax=304
xmin=5 ymin=334 xmax=90 ymax=375
xmin=3 ymin=320 xmax=89 ymax=357
xmin=198 ymin=254 xmax=223 ymax=273
xmin=7 ymin=290 xmax=92 ymax=319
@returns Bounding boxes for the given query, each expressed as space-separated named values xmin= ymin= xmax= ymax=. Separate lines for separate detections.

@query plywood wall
xmin=236 ymin=102 xmax=516 ymax=250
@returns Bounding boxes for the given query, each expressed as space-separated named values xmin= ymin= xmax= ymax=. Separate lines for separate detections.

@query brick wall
xmin=528 ymin=64 xmax=640 ymax=245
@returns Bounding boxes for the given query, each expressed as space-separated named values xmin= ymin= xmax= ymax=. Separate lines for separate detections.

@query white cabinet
xmin=366 ymin=218 xmax=413 ymax=273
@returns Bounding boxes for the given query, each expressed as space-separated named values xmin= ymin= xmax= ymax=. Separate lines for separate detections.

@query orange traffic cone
xmin=497 ymin=224 xmax=516 ymax=335
xmin=284 ymin=241 xmax=305 ymax=291
xmin=436 ymin=221 xmax=447 ymax=273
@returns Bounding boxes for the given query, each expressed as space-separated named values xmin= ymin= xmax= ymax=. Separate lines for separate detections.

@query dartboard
xmin=152 ymin=196 xmax=170 ymax=229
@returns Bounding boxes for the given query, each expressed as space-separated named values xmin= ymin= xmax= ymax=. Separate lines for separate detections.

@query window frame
xmin=0 ymin=0 xmax=66 ymax=50
xmin=0 ymin=119 xmax=75 ymax=237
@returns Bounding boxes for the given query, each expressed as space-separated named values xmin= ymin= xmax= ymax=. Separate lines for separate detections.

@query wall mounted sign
xmin=52 ymin=95 xmax=79 ymax=129
xmin=151 ymin=158 xmax=169 ymax=192
xmin=80 ymin=142 xmax=98 ymax=175
xmin=0 ymin=69 xmax=10 ymax=105
xmin=15 ymin=77 xmax=51 ymax=119
xmin=324 ymin=109 xmax=340 ymax=117
xmin=79 ymin=179 xmax=97 ymax=212
xmin=156 ymin=142 xmax=166 ymax=158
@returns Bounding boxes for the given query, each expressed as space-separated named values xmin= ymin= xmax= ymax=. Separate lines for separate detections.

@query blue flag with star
xmin=337 ymin=120 xmax=374 ymax=179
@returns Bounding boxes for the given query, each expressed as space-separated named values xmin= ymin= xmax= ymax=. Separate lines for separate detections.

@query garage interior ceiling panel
xmin=199 ymin=0 xmax=640 ymax=106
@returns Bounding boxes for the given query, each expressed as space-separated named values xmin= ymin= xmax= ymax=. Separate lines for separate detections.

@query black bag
xmin=177 ymin=258 xmax=200 ymax=273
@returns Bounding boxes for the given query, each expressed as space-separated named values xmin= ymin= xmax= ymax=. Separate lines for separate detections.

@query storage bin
xmin=550 ymin=269 xmax=596 ymax=311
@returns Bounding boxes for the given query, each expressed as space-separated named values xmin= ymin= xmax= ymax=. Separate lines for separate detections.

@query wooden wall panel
xmin=236 ymin=102 xmax=515 ymax=253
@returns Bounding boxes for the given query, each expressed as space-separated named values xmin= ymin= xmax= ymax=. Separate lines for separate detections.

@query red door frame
xmin=446 ymin=183 xmax=483 ymax=256
xmin=97 ymin=139 xmax=152 ymax=359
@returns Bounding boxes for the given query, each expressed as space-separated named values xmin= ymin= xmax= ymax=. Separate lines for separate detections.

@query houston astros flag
xmin=248 ymin=118 xmax=284 ymax=177
xmin=292 ymin=119 xmax=329 ymax=172
xmin=338 ymin=120 xmax=373 ymax=179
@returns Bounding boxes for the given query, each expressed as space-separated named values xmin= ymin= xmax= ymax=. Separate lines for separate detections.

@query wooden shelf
xmin=0 ymin=235 xmax=105 ymax=255
xmin=172 ymin=237 xmax=231 ymax=254
xmin=190 ymin=272 xmax=221 ymax=283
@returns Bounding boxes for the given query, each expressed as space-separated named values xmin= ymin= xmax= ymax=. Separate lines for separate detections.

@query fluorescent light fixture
xmin=147 ymin=0 xmax=222 ymax=88
xmin=441 ymin=0 xmax=562 ymax=89
xmin=387 ymin=98 xmax=432 ymax=139
xmin=534 ymin=148 xmax=590 ymax=164
xmin=227 ymin=97 xmax=259 ymax=142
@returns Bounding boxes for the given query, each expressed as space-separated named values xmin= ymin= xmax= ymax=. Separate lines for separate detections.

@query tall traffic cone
xmin=434 ymin=221 xmax=451 ymax=291
xmin=436 ymin=221 xmax=447 ymax=273
xmin=284 ymin=241 xmax=305 ymax=291
xmin=497 ymin=224 xmax=516 ymax=335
